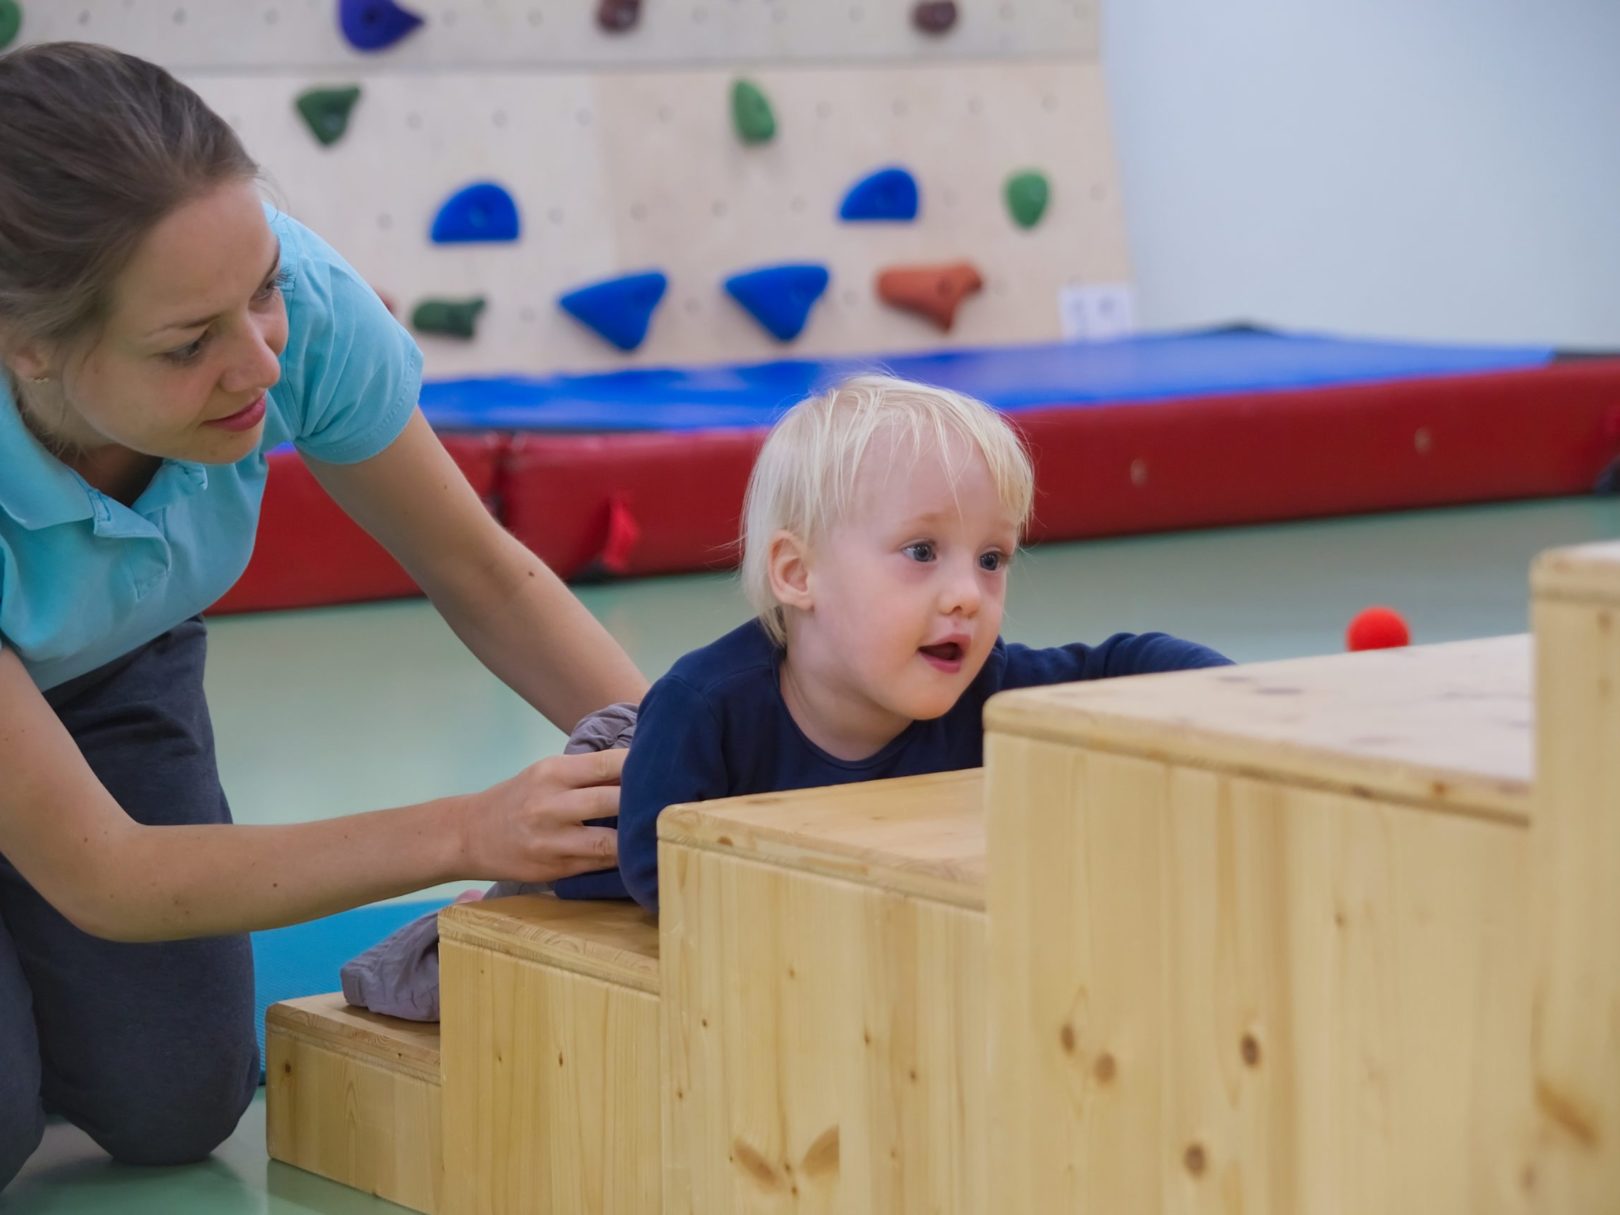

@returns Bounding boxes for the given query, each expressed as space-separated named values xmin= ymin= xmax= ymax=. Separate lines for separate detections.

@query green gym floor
xmin=9 ymin=496 xmax=1620 ymax=1212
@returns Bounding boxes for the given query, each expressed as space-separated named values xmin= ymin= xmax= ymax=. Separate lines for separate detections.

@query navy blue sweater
xmin=555 ymin=620 xmax=1231 ymax=911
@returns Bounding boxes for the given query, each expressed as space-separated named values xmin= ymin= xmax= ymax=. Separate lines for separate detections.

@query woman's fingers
xmin=543 ymin=747 xmax=627 ymax=789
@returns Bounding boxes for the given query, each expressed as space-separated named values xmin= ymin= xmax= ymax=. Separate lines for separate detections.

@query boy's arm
xmin=617 ymin=676 xmax=731 ymax=914
xmin=1002 ymin=631 xmax=1233 ymax=689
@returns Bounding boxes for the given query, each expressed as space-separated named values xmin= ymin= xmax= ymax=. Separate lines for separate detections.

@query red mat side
xmin=209 ymin=432 xmax=504 ymax=614
xmin=215 ymin=360 xmax=1620 ymax=609
xmin=501 ymin=428 xmax=766 ymax=580
xmin=1017 ymin=360 xmax=1620 ymax=543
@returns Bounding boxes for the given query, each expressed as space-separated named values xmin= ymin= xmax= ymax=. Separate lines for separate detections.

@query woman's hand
xmin=458 ymin=748 xmax=625 ymax=882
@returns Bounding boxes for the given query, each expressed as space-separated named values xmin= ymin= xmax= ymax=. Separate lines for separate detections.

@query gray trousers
xmin=0 ymin=619 xmax=259 ymax=1192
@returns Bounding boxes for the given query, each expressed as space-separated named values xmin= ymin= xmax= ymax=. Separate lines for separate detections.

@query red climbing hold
xmin=912 ymin=1 xmax=958 ymax=34
xmin=875 ymin=262 xmax=984 ymax=332
xmin=596 ymin=0 xmax=640 ymax=32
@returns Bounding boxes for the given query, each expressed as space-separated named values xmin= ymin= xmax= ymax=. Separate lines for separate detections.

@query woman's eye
xmin=254 ymin=269 xmax=290 ymax=304
xmin=903 ymin=541 xmax=937 ymax=563
xmin=164 ymin=335 xmax=208 ymax=364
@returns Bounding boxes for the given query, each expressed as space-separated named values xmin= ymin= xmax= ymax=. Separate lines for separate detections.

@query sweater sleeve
xmin=1001 ymin=631 xmax=1232 ymax=689
xmin=616 ymin=675 xmax=731 ymax=913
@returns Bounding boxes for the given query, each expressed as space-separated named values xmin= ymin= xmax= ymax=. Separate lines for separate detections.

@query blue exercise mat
xmin=417 ymin=328 xmax=1553 ymax=434
xmin=250 ymin=898 xmax=446 ymax=1076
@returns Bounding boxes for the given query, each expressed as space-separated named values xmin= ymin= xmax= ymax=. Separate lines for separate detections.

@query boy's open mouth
xmin=919 ymin=641 xmax=964 ymax=662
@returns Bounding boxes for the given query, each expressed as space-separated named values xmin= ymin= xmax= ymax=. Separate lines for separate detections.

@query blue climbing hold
xmin=430 ymin=182 xmax=521 ymax=244
xmin=338 ymin=0 xmax=424 ymax=52
xmin=558 ymin=272 xmax=668 ymax=352
xmin=723 ymin=264 xmax=830 ymax=343
xmin=838 ymin=166 xmax=920 ymax=222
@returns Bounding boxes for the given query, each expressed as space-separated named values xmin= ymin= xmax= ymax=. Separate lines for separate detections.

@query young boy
xmin=602 ymin=373 xmax=1232 ymax=913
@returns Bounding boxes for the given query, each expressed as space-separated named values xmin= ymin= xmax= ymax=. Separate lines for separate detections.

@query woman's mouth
xmin=207 ymin=394 xmax=267 ymax=432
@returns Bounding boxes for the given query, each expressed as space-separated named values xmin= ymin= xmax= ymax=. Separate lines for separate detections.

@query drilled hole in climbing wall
xmin=630 ymin=203 xmax=647 ymax=221
xmin=1090 ymin=183 xmax=1107 ymax=201
xmin=527 ymin=8 xmax=543 ymax=25
xmin=892 ymin=98 xmax=908 ymax=117
xmin=842 ymin=289 xmax=860 ymax=307
xmin=772 ymin=6 xmax=787 ymax=23
xmin=711 ymin=200 xmax=728 ymax=218
xmin=442 ymin=9 xmax=459 ymax=27
xmin=683 ymin=299 xmax=701 ymax=315
xmin=264 ymin=7 xmax=280 ymax=23
xmin=790 ymin=196 xmax=807 ymax=213
xmin=77 ymin=10 xmax=90 ymax=24
xmin=406 ymin=111 xmax=423 ymax=130
xmin=692 ymin=5 xmax=708 ymax=22
xmin=967 ymin=96 xmax=984 ymax=116
xmin=849 ymin=5 xmax=864 ymax=21
xmin=658 ymin=104 xmax=674 ymax=123
xmin=547 ymin=207 xmax=565 ymax=224
xmin=377 ymin=212 xmax=393 ymax=230
xmin=519 ymin=306 xmax=537 ymax=323
xmin=173 ymin=8 xmax=187 ymax=24
xmin=1000 ymin=2 xmax=1016 ymax=19
xmin=1042 ymin=94 xmax=1059 ymax=112
xmin=943 ymin=187 xmax=958 ymax=207
xmin=816 ymin=100 xmax=832 ymax=119
xmin=576 ymin=108 xmax=593 ymax=126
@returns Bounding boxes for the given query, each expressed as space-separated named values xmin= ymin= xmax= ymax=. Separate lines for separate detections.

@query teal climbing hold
xmin=338 ymin=0 xmax=424 ymax=52
xmin=1005 ymin=170 xmax=1051 ymax=229
xmin=839 ymin=166 xmax=920 ymax=222
xmin=431 ymin=182 xmax=521 ymax=244
xmin=731 ymin=79 xmax=776 ymax=146
xmin=412 ymin=297 xmax=486 ymax=339
xmin=558 ymin=272 xmax=667 ymax=352
xmin=723 ymin=264 xmax=829 ymax=343
xmin=0 ymin=1 xmax=21 ymax=51
xmin=295 ymin=85 xmax=362 ymax=147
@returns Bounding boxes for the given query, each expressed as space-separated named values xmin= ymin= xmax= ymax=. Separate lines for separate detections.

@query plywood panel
xmin=661 ymin=844 xmax=987 ymax=1215
xmin=265 ymin=993 xmax=443 ymax=1214
xmin=986 ymin=736 xmax=1534 ymax=1214
xmin=1527 ymin=544 xmax=1620 ymax=1210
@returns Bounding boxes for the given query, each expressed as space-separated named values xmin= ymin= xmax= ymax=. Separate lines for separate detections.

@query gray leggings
xmin=0 ymin=619 xmax=259 ymax=1192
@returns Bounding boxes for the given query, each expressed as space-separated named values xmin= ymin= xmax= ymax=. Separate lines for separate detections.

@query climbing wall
xmin=10 ymin=1 xmax=1130 ymax=377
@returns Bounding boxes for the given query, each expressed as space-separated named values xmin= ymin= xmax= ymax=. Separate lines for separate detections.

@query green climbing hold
xmin=295 ymin=85 xmax=362 ymax=147
xmin=1005 ymin=170 xmax=1051 ymax=229
xmin=411 ymin=297 xmax=486 ymax=340
xmin=731 ymin=79 xmax=776 ymax=146
xmin=0 ymin=0 xmax=22 ymax=51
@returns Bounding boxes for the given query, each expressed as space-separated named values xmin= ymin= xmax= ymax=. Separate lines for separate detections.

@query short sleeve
xmin=616 ymin=676 xmax=730 ymax=913
xmin=268 ymin=210 xmax=423 ymax=466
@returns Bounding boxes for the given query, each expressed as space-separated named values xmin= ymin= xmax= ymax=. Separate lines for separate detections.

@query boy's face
xmin=797 ymin=431 xmax=1019 ymax=740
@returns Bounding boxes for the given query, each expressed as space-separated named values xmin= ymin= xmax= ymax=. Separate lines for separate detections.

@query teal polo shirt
xmin=0 ymin=208 xmax=422 ymax=691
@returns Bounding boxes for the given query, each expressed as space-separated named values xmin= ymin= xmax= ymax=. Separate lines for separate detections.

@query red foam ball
xmin=1346 ymin=605 xmax=1410 ymax=652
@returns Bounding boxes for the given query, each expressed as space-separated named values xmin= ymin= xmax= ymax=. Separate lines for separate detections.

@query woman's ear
xmin=767 ymin=529 xmax=814 ymax=612
xmin=0 ymin=330 xmax=53 ymax=383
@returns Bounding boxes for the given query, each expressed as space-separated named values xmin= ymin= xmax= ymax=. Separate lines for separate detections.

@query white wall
xmin=1103 ymin=0 xmax=1620 ymax=348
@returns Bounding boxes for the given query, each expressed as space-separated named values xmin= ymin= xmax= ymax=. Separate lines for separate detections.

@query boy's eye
xmin=979 ymin=550 xmax=1007 ymax=572
xmin=903 ymin=541 xmax=937 ymax=563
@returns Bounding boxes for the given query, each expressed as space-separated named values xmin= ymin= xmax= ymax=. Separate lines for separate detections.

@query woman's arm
xmin=308 ymin=410 xmax=649 ymax=731
xmin=0 ymin=648 xmax=622 ymax=942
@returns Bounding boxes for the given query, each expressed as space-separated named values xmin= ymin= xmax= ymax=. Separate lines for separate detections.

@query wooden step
xmin=439 ymin=893 xmax=662 ymax=1215
xmin=265 ymin=992 xmax=443 ymax=1214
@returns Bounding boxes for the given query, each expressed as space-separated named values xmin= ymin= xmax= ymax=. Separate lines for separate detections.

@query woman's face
xmin=32 ymin=178 xmax=288 ymax=465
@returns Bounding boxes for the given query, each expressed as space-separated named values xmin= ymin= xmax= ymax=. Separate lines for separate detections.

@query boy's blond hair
xmin=740 ymin=373 xmax=1035 ymax=646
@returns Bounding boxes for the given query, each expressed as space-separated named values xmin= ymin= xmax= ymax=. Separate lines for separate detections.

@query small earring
xmin=27 ymin=375 xmax=49 ymax=384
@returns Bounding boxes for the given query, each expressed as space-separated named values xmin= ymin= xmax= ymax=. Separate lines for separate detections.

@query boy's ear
xmin=767 ymin=529 xmax=814 ymax=612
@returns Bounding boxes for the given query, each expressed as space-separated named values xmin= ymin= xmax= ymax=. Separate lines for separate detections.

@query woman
xmin=0 ymin=42 xmax=646 ymax=1187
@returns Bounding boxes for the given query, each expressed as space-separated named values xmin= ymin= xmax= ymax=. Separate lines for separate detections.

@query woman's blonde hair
xmin=740 ymin=373 xmax=1034 ymax=645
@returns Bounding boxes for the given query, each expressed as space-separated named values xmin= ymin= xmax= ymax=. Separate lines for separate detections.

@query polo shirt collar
xmin=0 ymin=386 xmax=95 ymax=530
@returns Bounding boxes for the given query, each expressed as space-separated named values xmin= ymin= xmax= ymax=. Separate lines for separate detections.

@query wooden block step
xmin=265 ymin=992 xmax=443 ymax=1214
xmin=439 ymin=893 xmax=662 ymax=1215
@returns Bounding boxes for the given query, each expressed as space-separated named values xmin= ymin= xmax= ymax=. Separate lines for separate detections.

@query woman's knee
xmin=85 ymin=1037 xmax=258 ymax=1167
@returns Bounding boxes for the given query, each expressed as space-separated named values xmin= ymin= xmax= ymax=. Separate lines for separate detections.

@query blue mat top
xmin=251 ymin=898 xmax=445 ymax=1075
xmin=418 ymin=329 xmax=1553 ymax=434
